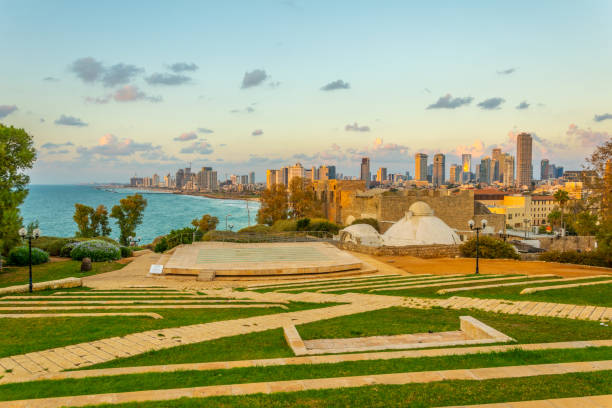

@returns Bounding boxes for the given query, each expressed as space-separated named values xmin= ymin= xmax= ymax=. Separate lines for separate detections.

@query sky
xmin=0 ymin=0 xmax=611 ymax=184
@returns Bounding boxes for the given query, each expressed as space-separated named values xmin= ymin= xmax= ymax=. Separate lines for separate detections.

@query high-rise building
xmin=280 ymin=167 xmax=289 ymax=186
xmin=427 ymin=164 xmax=433 ymax=183
xmin=376 ymin=167 xmax=387 ymax=183
xmin=288 ymin=162 xmax=304 ymax=186
xmin=462 ymin=154 xmax=472 ymax=183
xmin=327 ymin=165 xmax=336 ymax=180
xmin=556 ymin=166 xmax=564 ymax=178
xmin=163 ymin=173 xmax=171 ymax=188
xmin=266 ymin=169 xmax=278 ymax=188
xmin=248 ymin=172 xmax=255 ymax=185
xmin=433 ymin=153 xmax=445 ymax=186
xmin=491 ymin=148 xmax=502 ymax=182
xmin=360 ymin=157 xmax=371 ymax=187
xmin=175 ymin=169 xmax=185 ymax=189
xmin=516 ymin=132 xmax=533 ymax=188
xmin=449 ymin=164 xmax=461 ymax=184
xmin=152 ymin=174 xmax=160 ymax=187
xmin=415 ymin=153 xmax=428 ymax=181
xmin=541 ymin=159 xmax=550 ymax=180
xmin=502 ymin=154 xmax=515 ymax=187
xmin=310 ymin=166 xmax=319 ymax=182
xmin=479 ymin=156 xmax=492 ymax=185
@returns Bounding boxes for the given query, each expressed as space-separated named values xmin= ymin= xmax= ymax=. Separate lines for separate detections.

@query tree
xmin=553 ymin=189 xmax=570 ymax=235
xmin=0 ymin=124 xmax=36 ymax=254
xmin=585 ymin=139 xmax=612 ymax=220
xmin=288 ymin=177 xmax=319 ymax=219
xmin=91 ymin=205 xmax=111 ymax=237
xmin=257 ymin=184 xmax=289 ymax=225
xmin=73 ymin=203 xmax=95 ymax=237
xmin=191 ymin=214 xmax=219 ymax=233
xmin=110 ymin=194 xmax=147 ymax=245
xmin=547 ymin=208 xmax=562 ymax=230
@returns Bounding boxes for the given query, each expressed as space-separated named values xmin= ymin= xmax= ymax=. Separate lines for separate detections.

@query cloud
xmin=321 ymin=79 xmax=350 ymax=91
xmin=230 ymin=106 xmax=255 ymax=114
xmin=70 ymin=57 xmax=104 ymax=83
xmin=54 ymin=115 xmax=88 ymax=127
xmin=451 ymin=139 xmax=487 ymax=158
xmin=594 ymin=113 xmax=612 ymax=122
xmin=43 ymin=77 xmax=59 ymax=82
xmin=516 ymin=101 xmax=530 ymax=110
xmin=241 ymin=69 xmax=268 ymax=88
xmin=80 ymin=134 xmax=158 ymax=156
xmin=179 ymin=141 xmax=214 ymax=155
xmin=566 ymin=124 xmax=609 ymax=148
xmin=174 ymin=132 xmax=198 ymax=142
xmin=145 ymin=73 xmax=191 ymax=85
xmin=0 ymin=105 xmax=18 ymax=118
xmin=426 ymin=94 xmax=473 ymax=109
xmin=113 ymin=85 xmax=161 ymax=102
xmin=345 ymin=123 xmax=370 ymax=132
xmin=47 ymin=149 xmax=70 ymax=155
xmin=251 ymin=129 xmax=264 ymax=136
xmin=497 ymin=68 xmax=517 ymax=75
xmin=197 ymin=128 xmax=214 ymax=134
xmin=41 ymin=141 xmax=74 ymax=149
xmin=102 ymin=63 xmax=143 ymax=87
xmin=85 ymin=95 xmax=111 ymax=104
xmin=169 ymin=62 xmax=198 ymax=73
xmin=477 ymin=97 xmax=505 ymax=110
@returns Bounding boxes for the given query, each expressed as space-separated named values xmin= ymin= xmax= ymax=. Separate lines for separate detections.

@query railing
xmin=164 ymin=230 xmax=334 ymax=249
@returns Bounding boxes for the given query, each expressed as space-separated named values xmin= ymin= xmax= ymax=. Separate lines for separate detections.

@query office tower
xmin=249 ymin=172 xmax=255 ymax=185
xmin=318 ymin=165 xmax=329 ymax=181
xmin=479 ymin=156 xmax=492 ymax=185
xmin=502 ymin=154 xmax=515 ymax=187
xmin=327 ymin=165 xmax=336 ymax=179
xmin=475 ymin=164 xmax=481 ymax=182
xmin=310 ymin=166 xmax=319 ymax=182
xmin=462 ymin=154 xmax=472 ymax=183
xmin=449 ymin=164 xmax=461 ymax=184
xmin=210 ymin=171 xmax=218 ymax=190
xmin=516 ymin=132 xmax=533 ymax=188
xmin=376 ymin=167 xmax=387 ymax=183
xmin=266 ymin=169 xmax=277 ymax=188
xmin=491 ymin=148 xmax=502 ymax=182
xmin=360 ymin=157 xmax=371 ymax=187
xmin=163 ymin=174 xmax=171 ymax=188
xmin=175 ymin=169 xmax=184 ymax=189
xmin=230 ymin=174 xmax=238 ymax=185
xmin=541 ymin=159 xmax=550 ymax=180
xmin=427 ymin=164 xmax=433 ymax=183
xmin=556 ymin=166 xmax=564 ymax=178
xmin=304 ymin=168 xmax=312 ymax=181
xmin=240 ymin=175 xmax=248 ymax=185
xmin=415 ymin=153 xmax=428 ymax=181
xmin=152 ymin=174 xmax=160 ymax=187
xmin=184 ymin=166 xmax=191 ymax=183
xmin=433 ymin=153 xmax=445 ymax=186
xmin=280 ymin=167 xmax=289 ymax=186
xmin=548 ymin=164 xmax=556 ymax=180
xmin=288 ymin=162 xmax=304 ymax=186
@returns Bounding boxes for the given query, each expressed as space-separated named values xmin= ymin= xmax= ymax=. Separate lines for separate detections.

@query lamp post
xmin=523 ymin=218 xmax=529 ymax=239
xmin=128 ymin=236 xmax=141 ymax=247
xmin=225 ymin=214 xmax=232 ymax=231
xmin=468 ymin=219 xmax=487 ymax=275
xmin=19 ymin=227 xmax=40 ymax=293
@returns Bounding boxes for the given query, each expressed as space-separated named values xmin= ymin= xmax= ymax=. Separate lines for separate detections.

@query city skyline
xmin=1 ymin=0 xmax=611 ymax=183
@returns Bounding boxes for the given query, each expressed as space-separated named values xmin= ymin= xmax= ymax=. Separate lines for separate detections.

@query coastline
xmin=97 ymin=185 xmax=260 ymax=202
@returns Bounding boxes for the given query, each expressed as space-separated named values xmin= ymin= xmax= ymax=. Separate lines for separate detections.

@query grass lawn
xmin=0 ymin=260 xmax=124 ymax=288
xmin=81 ymin=371 xmax=612 ymax=408
xmin=1 ymin=350 xmax=611 ymax=402
xmin=296 ymin=307 xmax=612 ymax=343
xmin=0 ymin=302 xmax=329 ymax=358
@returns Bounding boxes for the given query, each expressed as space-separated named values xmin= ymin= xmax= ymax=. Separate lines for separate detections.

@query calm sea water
xmin=20 ymin=185 xmax=260 ymax=243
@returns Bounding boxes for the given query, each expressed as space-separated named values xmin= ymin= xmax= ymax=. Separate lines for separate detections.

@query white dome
xmin=409 ymin=201 xmax=434 ymax=216
xmin=339 ymin=224 xmax=382 ymax=247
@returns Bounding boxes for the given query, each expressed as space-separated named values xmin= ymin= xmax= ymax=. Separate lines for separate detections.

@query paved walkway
xmin=439 ymin=394 xmax=612 ymax=407
xmin=2 ymin=360 xmax=610 ymax=408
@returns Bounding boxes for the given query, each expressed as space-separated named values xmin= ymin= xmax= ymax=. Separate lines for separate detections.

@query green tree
xmin=257 ymin=184 xmax=289 ymax=225
xmin=191 ymin=214 xmax=219 ymax=233
xmin=571 ymin=211 xmax=598 ymax=236
xmin=91 ymin=205 xmax=111 ymax=237
xmin=547 ymin=208 xmax=562 ymax=230
xmin=110 ymin=194 xmax=147 ymax=245
xmin=553 ymin=189 xmax=570 ymax=234
xmin=288 ymin=177 xmax=319 ymax=219
xmin=73 ymin=203 xmax=95 ymax=237
xmin=0 ymin=124 xmax=36 ymax=254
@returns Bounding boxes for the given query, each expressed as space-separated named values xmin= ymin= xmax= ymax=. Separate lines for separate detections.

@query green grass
xmin=1 ymin=347 xmax=611 ymax=402
xmin=82 ymin=371 xmax=612 ymax=408
xmin=296 ymin=307 xmax=612 ymax=344
xmin=0 ymin=302 xmax=330 ymax=358
xmin=0 ymin=260 xmax=124 ymax=288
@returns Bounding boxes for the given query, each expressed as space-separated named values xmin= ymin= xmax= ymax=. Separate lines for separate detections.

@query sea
xmin=20 ymin=185 xmax=260 ymax=244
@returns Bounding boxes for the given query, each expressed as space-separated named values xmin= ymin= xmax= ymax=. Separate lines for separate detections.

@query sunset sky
xmin=1 ymin=0 xmax=611 ymax=183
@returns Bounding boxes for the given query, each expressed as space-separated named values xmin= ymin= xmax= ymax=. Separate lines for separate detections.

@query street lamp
xmin=523 ymin=219 xmax=529 ymax=239
xmin=19 ymin=227 xmax=41 ymax=293
xmin=225 ymin=214 xmax=232 ymax=231
xmin=468 ymin=219 xmax=487 ymax=275
xmin=128 ymin=236 xmax=141 ymax=247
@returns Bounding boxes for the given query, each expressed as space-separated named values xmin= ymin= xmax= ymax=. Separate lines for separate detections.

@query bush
xmin=70 ymin=240 xmax=121 ymax=262
xmin=296 ymin=218 xmax=311 ymax=231
xmin=60 ymin=242 xmax=80 ymax=257
xmin=238 ymin=224 xmax=271 ymax=234
xmin=33 ymin=236 xmax=120 ymax=256
xmin=153 ymin=237 xmax=169 ymax=253
xmin=309 ymin=220 xmax=341 ymax=234
xmin=351 ymin=218 xmax=380 ymax=232
xmin=539 ymin=250 xmax=611 ymax=267
xmin=460 ymin=236 xmax=519 ymax=260
xmin=270 ymin=219 xmax=298 ymax=232
xmin=120 ymin=246 xmax=133 ymax=258
xmin=8 ymin=246 xmax=49 ymax=266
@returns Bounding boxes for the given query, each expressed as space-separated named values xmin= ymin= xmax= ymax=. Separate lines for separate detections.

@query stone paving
xmin=520 ymin=279 xmax=612 ymax=294
xmin=0 ymin=312 xmax=163 ymax=319
xmin=439 ymin=394 xmax=612 ymax=408
xmin=368 ymin=275 xmax=557 ymax=293
xmin=2 ymin=360 xmax=611 ymax=408
xmin=439 ymin=275 xmax=611 ymax=294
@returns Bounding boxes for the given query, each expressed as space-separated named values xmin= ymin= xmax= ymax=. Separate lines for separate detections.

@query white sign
xmin=149 ymin=264 xmax=164 ymax=275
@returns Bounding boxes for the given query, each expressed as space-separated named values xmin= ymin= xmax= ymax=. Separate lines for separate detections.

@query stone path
xmin=439 ymin=275 xmax=610 ymax=294
xmin=2 ymin=360 xmax=611 ymax=408
xmin=0 ymin=304 xmax=288 ymax=311
xmin=247 ymin=274 xmax=400 ymax=290
xmin=439 ymin=394 xmax=612 ymax=408
xmin=5 ymin=339 xmax=609 ymax=385
xmin=520 ymin=279 xmax=612 ymax=294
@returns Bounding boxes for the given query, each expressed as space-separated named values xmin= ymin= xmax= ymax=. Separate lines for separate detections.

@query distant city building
xmin=491 ymin=148 xmax=502 ymax=182
xmin=449 ymin=164 xmax=461 ymax=184
xmin=462 ymin=154 xmax=472 ymax=183
xmin=479 ymin=156 xmax=491 ymax=185
xmin=266 ymin=169 xmax=278 ymax=188
xmin=427 ymin=164 xmax=433 ymax=183
xmin=376 ymin=167 xmax=387 ymax=183
xmin=516 ymin=132 xmax=533 ymax=188
xmin=360 ymin=157 xmax=371 ymax=188
xmin=433 ymin=153 xmax=445 ymax=186
xmin=502 ymin=154 xmax=515 ymax=187
xmin=175 ymin=169 xmax=185 ymax=189
xmin=288 ymin=162 xmax=305 ymax=186
xmin=415 ymin=153 xmax=428 ymax=181
xmin=249 ymin=172 xmax=255 ymax=185
xmin=541 ymin=159 xmax=550 ymax=180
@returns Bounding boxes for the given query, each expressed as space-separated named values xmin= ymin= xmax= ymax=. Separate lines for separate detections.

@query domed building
xmin=339 ymin=223 xmax=383 ymax=247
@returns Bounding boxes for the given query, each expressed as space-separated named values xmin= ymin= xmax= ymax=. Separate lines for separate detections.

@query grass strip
xmin=0 ymin=261 xmax=124 ymax=288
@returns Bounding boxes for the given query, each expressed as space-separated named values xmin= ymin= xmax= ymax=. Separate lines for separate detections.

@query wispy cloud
xmin=477 ymin=97 xmax=505 ymax=110
xmin=174 ymin=132 xmax=198 ymax=142
xmin=102 ymin=63 xmax=144 ymax=87
xmin=43 ymin=77 xmax=59 ymax=82
xmin=78 ymin=134 xmax=158 ymax=156
xmin=54 ymin=115 xmax=88 ymax=127
xmin=0 ymin=105 xmax=18 ymax=118
xmin=251 ymin=129 xmax=264 ymax=136
xmin=230 ymin=106 xmax=255 ymax=114
xmin=594 ymin=113 xmax=612 ymax=122
xmin=169 ymin=62 xmax=198 ymax=73
xmin=345 ymin=123 xmax=370 ymax=132
xmin=69 ymin=57 xmax=144 ymax=87
xmin=321 ymin=79 xmax=350 ymax=91
xmin=113 ymin=85 xmax=161 ymax=102
xmin=42 ymin=141 xmax=74 ymax=149
xmin=497 ymin=67 xmax=517 ymax=75
xmin=197 ymin=128 xmax=214 ymax=134
xmin=179 ymin=141 xmax=214 ymax=155
xmin=516 ymin=101 xmax=530 ymax=110
xmin=426 ymin=94 xmax=473 ymax=109
xmin=70 ymin=57 xmax=104 ymax=83
xmin=241 ymin=69 xmax=268 ymax=88
xmin=145 ymin=73 xmax=191 ymax=86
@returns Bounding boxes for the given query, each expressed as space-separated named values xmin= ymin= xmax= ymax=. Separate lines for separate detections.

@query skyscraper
xmin=266 ymin=169 xmax=278 ymax=188
xmin=491 ymin=148 xmax=502 ymax=182
xmin=462 ymin=154 xmax=472 ymax=183
xmin=376 ymin=167 xmax=387 ymax=183
xmin=502 ymin=154 xmax=515 ymax=187
xmin=175 ymin=168 xmax=185 ymax=189
xmin=248 ymin=171 xmax=255 ymax=185
xmin=516 ymin=132 xmax=533 ymax=188
xmin=449 ymin=164 xmax=461 ymax=184
xmin=288 ymin=162 xmax=304 ymax=186
xmin=479 ymin=156 xmax=492 ymax=185
xmin=540 ymin=159 xmax=549 ymax=180
xmin=360 ymin=157 xmax=371 ymax=187
xmin=415 ymin=153 xmax=428 ymax=181
xmin=433 ymin=153 xmax=445 ymax=186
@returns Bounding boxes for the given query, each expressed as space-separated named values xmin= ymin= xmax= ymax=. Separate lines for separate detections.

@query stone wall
xmin=538 ymin=236 xmax=597 ymax=252
xmin=335 ymin=241 xmax=461 ymax=258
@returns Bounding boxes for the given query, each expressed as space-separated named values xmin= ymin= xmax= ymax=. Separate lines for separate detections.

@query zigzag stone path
xmin=439 ymin=394 xmax=612 ymax=408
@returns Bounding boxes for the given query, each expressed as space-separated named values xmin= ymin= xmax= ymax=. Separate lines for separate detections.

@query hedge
xmin=8 ymin=246 xmax=50 ymax=266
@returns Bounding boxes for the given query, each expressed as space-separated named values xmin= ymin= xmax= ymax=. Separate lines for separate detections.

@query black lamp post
xmin=128 ymin=236 xmax=141 ymax=247
xmin=19 ymin=227 xmax=40 ymax=293
xmin=523 ymin=218 xmax=529 ymax=239
xmin=468 ymin=219 xmax=487 ymax=275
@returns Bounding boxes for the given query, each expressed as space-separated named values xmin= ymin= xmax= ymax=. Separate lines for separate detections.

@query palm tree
xmin=553 ymin=189 xmax=570 ymax=235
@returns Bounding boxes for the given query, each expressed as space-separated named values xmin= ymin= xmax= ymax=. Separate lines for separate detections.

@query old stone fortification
xmin=313 ymin=184 xmax=505 ymax=234
xmin=538 ymin=236 xmax=597 ymax=252
xmin=335 ymin=241 xmax=461 ymax=258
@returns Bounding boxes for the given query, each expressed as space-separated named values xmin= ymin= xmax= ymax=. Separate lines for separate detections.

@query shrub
xmin=460 ymin=236 xmax=519 ymax=260
xmin=60 ymin=242 xmax=80 ymax=257
xmin=270 ymin=219 xmax=298 ymax=232
xmin=296 ymin=218 xmax=311 ymax=231
xmin=8 ymin=246 xmax=49 ymax=266
xmin=32 ymin=237 xmax=71 ymax=256
xmin=238 ymin=224 xmax=272 ymax=234
xmin=70 ymin=240 xmax=121 ymax=262
xmin=539 ymin=250 xmax=611 ymax=267
xmin=351 ymin=218 xmax=380 ymax=232
xmin=120 ymin=246 xmax=133 ymax=258
xmin=153 ymin=237 xmax=169 ymax=253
